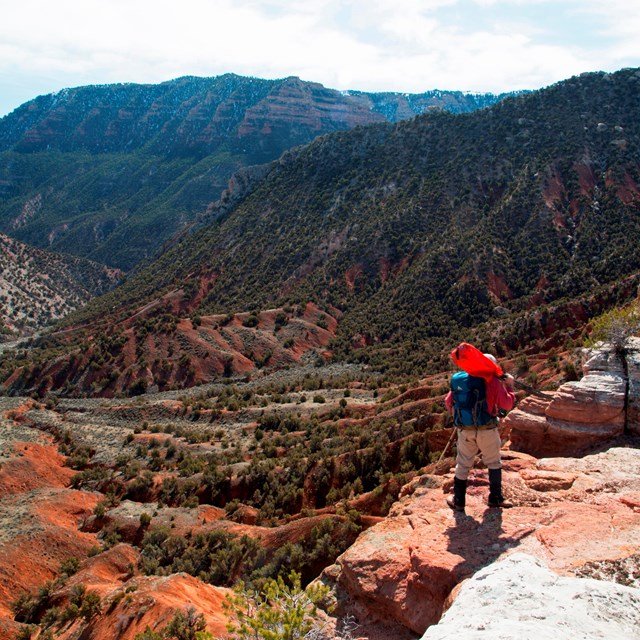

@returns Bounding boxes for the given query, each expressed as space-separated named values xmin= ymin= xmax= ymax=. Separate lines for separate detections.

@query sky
xmin=1 ymin=0 xmax=640 ymax=117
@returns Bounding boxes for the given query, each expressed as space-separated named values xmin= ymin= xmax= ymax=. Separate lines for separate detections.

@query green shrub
xmin=587 ymin=302 xmax=640 ymax=353
xmin=40 ymin=606 xmax=61 ymax=628
xmin=563 ymin=362 xmax=579 ymax=381
xmin=164 ymin=607 xmax=209 ymax=640
xmin=10 ymin=593 xmax=36 ymax=623
xmin=59 ymin=603 xmax=80 ymax=624
xmin=134 ymin=608 xmax=211 ymax=640
xmin=93 ymin=501 xmax=106 ymax=518
xmin=14 ymin=625 xmax=37 ymax=640
xmin=134 ymin=627 xmax=163 ymax=640
xmin=224 ymin=571 xmax=328 ymax=640
xmin=79 ymin=592 xmax=102 ymax=622
xmin=59 ymin=557 xmax=80 ymax=576
xmin=243 ymin=315 xmax=259 ymax=328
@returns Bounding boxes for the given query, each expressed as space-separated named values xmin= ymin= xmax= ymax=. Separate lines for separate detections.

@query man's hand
xmin=503 ymin=374 xmax=515 ymax=388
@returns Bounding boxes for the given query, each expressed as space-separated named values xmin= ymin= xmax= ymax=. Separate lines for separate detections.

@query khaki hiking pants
xmin=455 ymin=427 xmax=501 ymax=480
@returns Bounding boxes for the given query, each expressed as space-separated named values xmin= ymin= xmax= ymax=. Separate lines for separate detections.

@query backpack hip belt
xmin=457 ymin=419 xmax=499 ymax=430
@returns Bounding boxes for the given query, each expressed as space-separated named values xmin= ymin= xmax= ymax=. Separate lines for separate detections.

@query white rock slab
xmin=421 ymin=553 xmax=640 ymax=640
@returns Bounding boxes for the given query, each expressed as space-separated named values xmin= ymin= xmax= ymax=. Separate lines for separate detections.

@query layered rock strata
xmin=320 ymin=447 xmax=640 ymax=639
xmin=506 ymin=345 xmax=627 ymax=456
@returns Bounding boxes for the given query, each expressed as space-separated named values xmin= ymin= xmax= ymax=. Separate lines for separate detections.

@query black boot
xmin=446 ymin=477 xmax=467 ymax=511
xmin=488 ymin=468 xmax=513 ymax=508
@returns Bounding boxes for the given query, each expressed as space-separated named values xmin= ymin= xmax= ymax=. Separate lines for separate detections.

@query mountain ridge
xmin=0 ymin=74 xmax=513 ymax=154
xmin=4 ymin=67 xmax=640 ymax=395
xmin=89 ymin=69 xmax=640 ymax=323
xmin=0 ymin=74 xmax=513 ymax=270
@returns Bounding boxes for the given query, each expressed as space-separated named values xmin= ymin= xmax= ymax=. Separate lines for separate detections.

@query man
xmin=444 ymin=353 xmax=516 ymax=511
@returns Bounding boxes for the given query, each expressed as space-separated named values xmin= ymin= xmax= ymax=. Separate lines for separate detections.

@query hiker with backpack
xmin=444 ymin=352 xmax=516 ymax=511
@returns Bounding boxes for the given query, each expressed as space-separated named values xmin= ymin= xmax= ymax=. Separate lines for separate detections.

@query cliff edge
xmin=320 ymin=343 xmax=640 ymax=639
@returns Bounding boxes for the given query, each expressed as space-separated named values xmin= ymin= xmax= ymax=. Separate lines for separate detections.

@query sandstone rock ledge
xmin=506 ymin=346 xmax=626 ymax=457
xmin=319 ymin=446 xmax=640 ymax=639
xmin=421 ymin=553 xmax=640 ymax=640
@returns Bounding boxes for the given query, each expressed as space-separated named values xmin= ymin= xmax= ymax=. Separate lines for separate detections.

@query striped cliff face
xmin=0 ymin=75 xmax=508 ymax=271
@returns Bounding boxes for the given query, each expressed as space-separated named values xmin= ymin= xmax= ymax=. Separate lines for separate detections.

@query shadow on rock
xmin=445 ymin=508 xmax=531 ymax=585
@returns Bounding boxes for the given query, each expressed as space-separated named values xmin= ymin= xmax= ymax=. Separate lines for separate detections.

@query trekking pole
xmin=438 ymin=426 xmax=457 ymax=463
xmin=511 ymin=377 xmax=554 ymax=400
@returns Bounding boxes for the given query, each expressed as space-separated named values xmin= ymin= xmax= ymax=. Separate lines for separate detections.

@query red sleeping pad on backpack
xmin=450 ymin=342 xmax=503 ymax=383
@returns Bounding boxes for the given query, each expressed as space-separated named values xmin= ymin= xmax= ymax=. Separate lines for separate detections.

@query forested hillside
xmin=0 ymin=75 xmax=508 ymax=270
xmin=0 ymin=234 xmax=122 ymax=336
xmin=3 ymin=68 xmax=640 ymax=395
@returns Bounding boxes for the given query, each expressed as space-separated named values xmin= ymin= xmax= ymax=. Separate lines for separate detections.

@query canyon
xmin=1 ymin=343 xmax=638 ymax=639
xmin=1 ymin=66 xmax=640 ymax=640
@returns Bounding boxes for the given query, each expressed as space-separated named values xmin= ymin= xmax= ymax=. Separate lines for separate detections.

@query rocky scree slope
xmin=30 ymin=67 xmax=640 ymax=384
xmin=0 ymin=233 xmax=122 ymax=336
xmin=0 ymin=75 xmax=509 ymax=271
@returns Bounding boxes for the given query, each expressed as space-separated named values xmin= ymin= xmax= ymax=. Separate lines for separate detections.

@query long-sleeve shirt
xmin=445 ymin=375 xmax=516 ymax=417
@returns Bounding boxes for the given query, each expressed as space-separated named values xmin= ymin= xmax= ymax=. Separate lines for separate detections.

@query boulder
xmin=420 ymin=553 xmax=640 ymax=640
xmin=506 ymin=346 xmax=625 ymax=457
xmin=544 ymin=375 xmax=625 ymax=425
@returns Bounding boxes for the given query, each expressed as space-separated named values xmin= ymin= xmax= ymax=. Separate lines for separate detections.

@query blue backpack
xmin=451 ymin=371 xmax=493 ymax=427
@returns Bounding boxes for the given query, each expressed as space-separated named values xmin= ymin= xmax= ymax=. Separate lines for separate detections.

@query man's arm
xmin=487 ymin=375 xmax=516 ymax=414
xmin=495 ymin=375 xmax=516 ymax=411
xmin=445 ymin=390 xmax=454 ymax=413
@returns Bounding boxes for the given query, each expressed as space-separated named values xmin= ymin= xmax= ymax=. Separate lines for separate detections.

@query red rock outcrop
xmin=54 ymin=552 xmax=230 ymax=640
xmin=0 ymin=419 xmax=100 ymax=638
xmin=319 ymin=447 xmax=640 ymax=639
xmin=505 ymin=347 xmax=626 ymax=456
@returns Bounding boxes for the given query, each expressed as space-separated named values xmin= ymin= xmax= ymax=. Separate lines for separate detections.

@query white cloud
xmin=0 ymin=0 xmax=639 ymax=116
xmin=575 ymin=0 xmax=640 ymax=60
